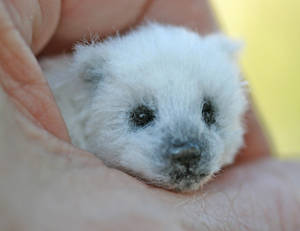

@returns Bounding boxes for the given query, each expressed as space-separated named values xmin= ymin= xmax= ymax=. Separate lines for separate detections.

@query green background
xmin=212 ymin=0 xmax=300 ymax=157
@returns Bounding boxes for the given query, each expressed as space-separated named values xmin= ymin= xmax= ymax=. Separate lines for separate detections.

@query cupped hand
xmin=0 ymin=0 xmax=299 ymax=230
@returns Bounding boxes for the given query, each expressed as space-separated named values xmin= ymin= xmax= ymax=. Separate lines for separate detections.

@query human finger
xmin=0 ymin=0 xmax=69 ymax=140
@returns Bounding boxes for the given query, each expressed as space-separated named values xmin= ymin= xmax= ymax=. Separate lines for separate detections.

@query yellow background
xmin=211 ymin=0 xmax=300 ymax=157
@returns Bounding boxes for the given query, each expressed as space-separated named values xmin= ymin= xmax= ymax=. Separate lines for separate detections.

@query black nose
xmin=168 ymin=142 xmax=202 ymax=167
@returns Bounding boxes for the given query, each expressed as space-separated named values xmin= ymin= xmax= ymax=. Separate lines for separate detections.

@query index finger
xmin=0 ymin=0 xmax=69 ymax=141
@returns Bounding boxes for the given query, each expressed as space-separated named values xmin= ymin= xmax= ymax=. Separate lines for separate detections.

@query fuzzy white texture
xmin=41 ymin=23 xmax=248 ymax=191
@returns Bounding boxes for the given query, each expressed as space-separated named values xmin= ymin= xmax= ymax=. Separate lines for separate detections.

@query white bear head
xmin=71 ymin=23 xmax=247 ymax=191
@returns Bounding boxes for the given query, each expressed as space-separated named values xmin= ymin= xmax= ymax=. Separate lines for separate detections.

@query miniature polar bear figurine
xmin=41 ymin=23 xmax=248 ymax=192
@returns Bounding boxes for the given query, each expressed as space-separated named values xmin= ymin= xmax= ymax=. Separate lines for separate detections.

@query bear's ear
xmin=204 ymin=33 xmax=243 ymax=58
xmin=72 ymin=43 xmax=107 ymax=83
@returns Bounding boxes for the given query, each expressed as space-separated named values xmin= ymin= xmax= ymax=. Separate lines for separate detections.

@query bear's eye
xmin=202 ymin=100 xmax=216 ymax=126
xmin=130 ymin=105 xmax=155 ymax=128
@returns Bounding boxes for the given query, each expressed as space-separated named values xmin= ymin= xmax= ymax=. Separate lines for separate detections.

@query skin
xmin=0 ymin=0 xmax=299 ymax=230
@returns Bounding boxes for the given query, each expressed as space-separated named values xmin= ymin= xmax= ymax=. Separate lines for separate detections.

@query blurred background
xmin=211 ymin=0 xmax=300 ymax=158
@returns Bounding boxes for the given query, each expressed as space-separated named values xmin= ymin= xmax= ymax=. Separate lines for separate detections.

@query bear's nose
xmin=168 ymin=142 xmax=202 ymax=167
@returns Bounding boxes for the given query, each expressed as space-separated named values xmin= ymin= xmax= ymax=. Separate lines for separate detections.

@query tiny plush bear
xmin=41 ymin=23 xmax=247 ymax=192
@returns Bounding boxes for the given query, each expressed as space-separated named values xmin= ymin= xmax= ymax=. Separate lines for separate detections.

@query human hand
xmin=0 ymin=0 xmax=299 ymax=230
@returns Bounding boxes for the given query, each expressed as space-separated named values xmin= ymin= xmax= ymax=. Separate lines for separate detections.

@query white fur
xmin=41 ymin=23 xmax=247 ymax=191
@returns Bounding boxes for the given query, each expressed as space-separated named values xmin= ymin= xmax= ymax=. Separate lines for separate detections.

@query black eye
xmin=202 ymin=100 xmax=216 ymax=125
xmin=130 ymin=105 xmax=155 ymax=128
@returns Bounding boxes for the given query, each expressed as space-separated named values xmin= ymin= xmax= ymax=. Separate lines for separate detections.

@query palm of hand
xmin=1 ymin=0 xmax=298 ymax=230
